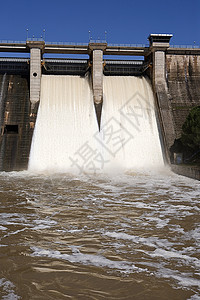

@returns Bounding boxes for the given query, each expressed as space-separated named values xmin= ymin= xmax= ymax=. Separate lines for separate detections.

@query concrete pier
xmin=149 ymin=34 xmax=176 ymax=161
xmin=26 ymin=41 xmax=44 ymax=108
xmin=89 ymin=43 xmax=107 ymax=105
xmin=89 ymin=43 xmax=107 ymax=130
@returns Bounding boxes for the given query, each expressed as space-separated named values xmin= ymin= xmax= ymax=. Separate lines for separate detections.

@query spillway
xmin=28 ymin=75 xmax=99 ymax=173
xmin=28 ymin=75 xmax=164 ymax=173
xmin=101 ymin=76 xmax=164 ymax=172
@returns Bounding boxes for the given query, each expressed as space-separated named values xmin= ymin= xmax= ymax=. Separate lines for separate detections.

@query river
xmin=0 ymin=169 xmax=199 ymax=299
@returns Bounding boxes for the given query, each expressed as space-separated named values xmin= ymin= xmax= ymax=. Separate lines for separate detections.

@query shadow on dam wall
xmin=0 ymin=73 xmax=34 ymax=171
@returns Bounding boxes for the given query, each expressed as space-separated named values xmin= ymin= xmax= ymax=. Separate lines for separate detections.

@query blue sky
xmin=0 ymin=0 xmax=199 ymax=46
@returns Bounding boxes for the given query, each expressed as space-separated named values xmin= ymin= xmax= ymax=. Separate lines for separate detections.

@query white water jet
xmin=28 ymin=75 xmax=99 ymax=173
xmin=100 ymin=76 xmax=164 ymax=172
xmin=29 ymin=75 xmax=164 ymax=174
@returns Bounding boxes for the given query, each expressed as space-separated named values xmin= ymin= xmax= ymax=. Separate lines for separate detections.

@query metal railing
xmin=45 ymin=41 xmax=88 ymax=46
xmin=44 ymin=58 xmax=88 ymax=64
xmin=169 ymin=44 xmax=200 ymax=49
xmin=0 ymin=40 xmax=26 ymax=44
xmin=0 ymin=40 xmax=199 ymax=50
xmin=89 ymin=39 xmax=107 ymax=43
xmin=106 ymin=60 xmax=144 ymax=65
xmin=27 ymin=38 xmax=44 ymax=42
xmin=107 ymin=43 xmax=148 ymax=47
xmin=0 ymin=58 xmax=29 ymax=62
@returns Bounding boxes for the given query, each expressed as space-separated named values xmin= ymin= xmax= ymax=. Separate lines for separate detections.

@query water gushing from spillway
xmin=28 ymin=75 xmax=164 ymax=173
xmin=101 ymin=76 xmax=164 ymax=172
xmin=28 ymin=75 xmax=99 ymax=172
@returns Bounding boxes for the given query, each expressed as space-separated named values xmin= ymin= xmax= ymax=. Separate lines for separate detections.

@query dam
xmin=0 ymin=34 xmax=200 ymax=300
xmin=0 ymin=34 xmax=200 ymax=177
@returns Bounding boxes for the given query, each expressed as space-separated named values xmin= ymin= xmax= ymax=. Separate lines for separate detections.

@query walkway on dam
xmin=0 ymin=40 xmax=200 ymax=56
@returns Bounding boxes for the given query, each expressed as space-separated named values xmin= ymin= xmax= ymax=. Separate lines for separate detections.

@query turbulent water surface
xmin=0 ymin=170 xmax=199 ymax=299
xmin=1 ymin=74 xmax=200 ymax=298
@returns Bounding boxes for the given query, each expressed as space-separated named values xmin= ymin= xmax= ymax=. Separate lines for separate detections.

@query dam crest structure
xmin=0 ymin=34 xmax=200 ymax=178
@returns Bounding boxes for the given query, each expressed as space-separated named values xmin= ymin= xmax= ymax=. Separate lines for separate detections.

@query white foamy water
xmin=101 ymin=76 xmax=164 ymax=171
xmin=29 ymin=75 xmax=164 ymax=174
xmin=0 ymin=278 xmax=20 ymax=300
xmin=28 ymin=75 xmax=99 ymax=173
xmin=0 ymin=170 xmax=199 ymax=299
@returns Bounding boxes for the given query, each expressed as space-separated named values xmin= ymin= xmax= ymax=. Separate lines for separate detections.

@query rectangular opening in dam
xmin=3 ymin=125 xmax=19 ymax=134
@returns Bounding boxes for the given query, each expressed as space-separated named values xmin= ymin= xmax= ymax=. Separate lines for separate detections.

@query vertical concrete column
xmin=89 ymin=43 xmax=107 ymax=130
xmin=153 ymin=50 xmax=166 ymax=86
xmin=26 ymin=41 xmax=45 ymax=109
xmin=93 ymin=49 xmax=103 ymax=104
xmin=89 ymin=43 xmax=107 ymax=104
xmin=149 ymin=34 xmax=175 ymax=162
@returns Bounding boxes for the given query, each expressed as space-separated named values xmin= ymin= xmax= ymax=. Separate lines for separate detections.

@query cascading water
xmin=28 ymin=74 xmax=164 ymax=173
xmin=28 ymin=75 xmax=100 ymax=173
xmin=101 ymin=76 xmax=164 ymax=171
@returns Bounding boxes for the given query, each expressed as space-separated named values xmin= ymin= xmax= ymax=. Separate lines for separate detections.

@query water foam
xmin=29 ymin=75 xmax=164 ymax=173
xmin=29 ymin=75 xmax=99 ymax=173
xmin=31 ymin=246 xmax=145 ymax=274
xmin=102 ymin=76 xmax=164 ymax=171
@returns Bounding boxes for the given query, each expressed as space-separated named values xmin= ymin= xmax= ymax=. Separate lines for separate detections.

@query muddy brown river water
xmin=0 ymin=169 xmax=199 ymax=299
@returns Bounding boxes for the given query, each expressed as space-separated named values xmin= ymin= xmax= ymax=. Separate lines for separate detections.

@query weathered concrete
xmin=149 ymin=35 xmax=200 ymax=177
xmin=166 ymin=54 xmax=200 ymax=139
xmin=92 ymin=49 xmax=103 ymax=104
xmin=27 ymin=41 xmax=44 ymax=109
xmin=89 ymin=43 xmax=107 ymax=104
xmin=171 ymin=164 xmax=200 ymax=181
xmin=149 ymin=35 xmax=176 ymax=162
xmin=88 ymin=43 xmax=107 ymax=129
xmin=0 ymin=74 xmax=33 ymax=171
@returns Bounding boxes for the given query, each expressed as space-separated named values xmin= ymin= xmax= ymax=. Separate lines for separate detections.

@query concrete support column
xmin=27 ymin=41 xmax=45 ymax=109
xmin=89 ymin=43 xmax=107 ymax=130
xmin=149 ymin=34 xmax=175 ymax=162
xmin=89 ymin=43 xmax=107 ymax=104
xmin=153 ymin=50 xmax=166 ymax=86
xmin=92 ymin=49 xmax=103 ymax=104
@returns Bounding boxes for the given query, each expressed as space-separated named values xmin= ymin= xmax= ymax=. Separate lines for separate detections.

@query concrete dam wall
xmin=0 ymin=34 xmax=199 ymax=173
xmin=0 ymin=73 xmax=34 ymax=171
xmin=166 ymin=54 xmax=200 ymax=138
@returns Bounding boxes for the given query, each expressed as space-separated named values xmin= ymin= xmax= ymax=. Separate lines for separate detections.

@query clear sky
xmin=0 ymin=0 xmax=199 ymax=46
